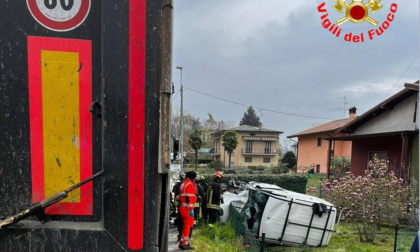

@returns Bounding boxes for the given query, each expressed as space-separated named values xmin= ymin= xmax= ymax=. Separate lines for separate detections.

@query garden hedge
xmin=202 ymin=174 xmax=308 ymax=194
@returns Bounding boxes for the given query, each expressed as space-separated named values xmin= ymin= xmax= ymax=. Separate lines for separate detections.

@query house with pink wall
xmin=287 ymin=108 xmax=356 ymax=174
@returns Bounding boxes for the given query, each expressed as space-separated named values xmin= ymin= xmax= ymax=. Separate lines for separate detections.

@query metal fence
xmin=395 ymin=226 xmax=418 ymax=252
xmin=228 ymin=203 xmax=265 ymax=252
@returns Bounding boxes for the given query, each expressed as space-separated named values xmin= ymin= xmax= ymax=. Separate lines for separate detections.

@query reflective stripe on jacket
xmin=207 ymin=181 xmax=222 ymax=210
xmin=194 ymin=196 xmax=201 ymax=208
xmin=178 ymin=178 xmax=197 ymax=210
xmin=207 ymin=183 xmax=220 ymax=210
xmin=174 ymin=195 xmax=180 ymax=206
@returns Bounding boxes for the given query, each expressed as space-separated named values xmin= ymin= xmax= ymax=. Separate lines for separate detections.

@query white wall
xmin=354 ymin=93 xmax=418 ymax=135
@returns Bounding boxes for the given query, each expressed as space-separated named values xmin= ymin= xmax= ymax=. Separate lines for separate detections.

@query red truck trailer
xmin=0 ymin=0 xmax=173 ymax=251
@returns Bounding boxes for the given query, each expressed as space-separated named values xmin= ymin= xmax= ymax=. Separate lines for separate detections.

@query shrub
xmin=297 ymin=165 xmax=310 ymax=174
xmin=331 ymin=155 xmax=350 ymax=179
xmin=271 ymin=163 xmax=289 ymax=174
xmin=207 ymin=160 xmax=223 ymax=171
xmin=203 ymin=174 xmax=308 ymax=194
xmin=320 ymin=157 xmax=409 ymax=243
xmin=198 ymin=159 xmax=213 ymax=164
xmin=307 ymin=187 xmax=317 ymax=197
xmin=256 ymin=165 xmax=264 ymax=171
xmin=408 ymin=178 xmax=419 ymax=227
xmin=248 ymin=166 xmax=257 ymax=171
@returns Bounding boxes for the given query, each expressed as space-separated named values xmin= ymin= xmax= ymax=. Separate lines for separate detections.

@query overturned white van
xmin=222 ymin=182 xmax=337 ymax=247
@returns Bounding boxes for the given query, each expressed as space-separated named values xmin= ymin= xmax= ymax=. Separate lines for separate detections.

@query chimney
xmin=349 ymin=106 xmax=357 ymax=118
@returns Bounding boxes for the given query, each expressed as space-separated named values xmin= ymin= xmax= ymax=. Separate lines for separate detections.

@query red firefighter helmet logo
xmin=333 ymin=0 xmax=383 ymax=26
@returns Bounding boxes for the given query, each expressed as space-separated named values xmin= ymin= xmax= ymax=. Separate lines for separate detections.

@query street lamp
xmin=176 ymin=66 xmax=184 ymax=174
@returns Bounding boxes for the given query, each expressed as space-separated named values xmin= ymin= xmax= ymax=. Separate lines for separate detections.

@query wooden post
xmin=400 ymin=134 xmax=409 ymax=179
xmin=296 ymin=141 xmax=299 ymax=171
xmin=326 ymin=140 xmax=332 ymax=179
xmin=393 ymin=224 xmax=399 ymax=252
xmin=261 ymin=233 xmax=266 ymax=252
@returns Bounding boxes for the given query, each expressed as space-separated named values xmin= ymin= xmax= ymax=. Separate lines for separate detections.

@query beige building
xmin=210 ymin=125 xmax=283 ymax=167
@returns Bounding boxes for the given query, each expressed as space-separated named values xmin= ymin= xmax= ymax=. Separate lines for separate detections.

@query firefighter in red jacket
xmin=178 ymin=171 xmax=197 ymax=250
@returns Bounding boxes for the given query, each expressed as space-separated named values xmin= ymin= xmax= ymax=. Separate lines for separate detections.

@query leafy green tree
xmin=201 ymin=113 xmax=218 ymax=149
xmin=171 ymin=108 xmax=202 ymax=137
xmin=204 ymin=112 xmax=217 ymax=127
xmin=239 ymin=106 xmax=262 ymax=127
xmin=281 ymin=151 xmax=296 ymax=169
xmin=331 ymin=155 xmax=350 ymax=179
xmin=222 ymin=130 xmax=238 ymax=168
xmin=188 ymin=129 xmax=203 ymax=171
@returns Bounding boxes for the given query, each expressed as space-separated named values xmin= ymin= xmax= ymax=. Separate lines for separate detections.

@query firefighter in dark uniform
xmin=197 ymin=175 xmax=208 ymax=223
xmin=172 ymin=172 xmax=185 ymax=241
xmin=193 ymin=174 xmax=206 ymax=226
xmin=207 ymin=171 xmax=224 ymax=224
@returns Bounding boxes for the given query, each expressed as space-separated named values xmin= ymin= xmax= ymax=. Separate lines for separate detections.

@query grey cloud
xmin=173 ymin=0 xmax=419 ymax=139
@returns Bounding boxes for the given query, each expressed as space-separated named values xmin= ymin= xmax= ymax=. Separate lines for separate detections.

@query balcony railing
xmin=241 ymin=148 xmax=279 ymax=155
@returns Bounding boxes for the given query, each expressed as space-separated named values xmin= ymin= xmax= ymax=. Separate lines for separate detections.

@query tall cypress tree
xmin=239 ymin=106 xmax=262 ymax=127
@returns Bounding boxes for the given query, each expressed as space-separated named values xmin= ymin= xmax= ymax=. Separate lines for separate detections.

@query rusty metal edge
xmin=159 ymin=0 xmax=173 ymax=251
xmin=159 ymin=0 xmax=173 ymax=175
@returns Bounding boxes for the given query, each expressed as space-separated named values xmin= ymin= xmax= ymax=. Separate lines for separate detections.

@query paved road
xmin=168 ymin=223 xmax=181 ymax=252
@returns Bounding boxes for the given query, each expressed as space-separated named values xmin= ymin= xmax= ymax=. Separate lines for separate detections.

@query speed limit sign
xmin=27 ymin=0 xmax=91 ymax=32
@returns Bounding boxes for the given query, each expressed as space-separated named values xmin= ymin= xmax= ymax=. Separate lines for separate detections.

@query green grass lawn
xmin=266 ymin=223 xmax=397 ymax=252
xmin=267 ymin=224 xmax=417 ymax=252
xmin=192 ymin=221 xmax=417 ymax=252
xmin=191 ymin=222 xmax=244 ymax=252
xmin=304 ymin=173 xmax=326 ymax=197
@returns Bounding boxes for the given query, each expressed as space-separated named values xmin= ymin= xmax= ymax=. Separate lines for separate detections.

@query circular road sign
xmin=27 ymin=0 xmax=91 ymax=32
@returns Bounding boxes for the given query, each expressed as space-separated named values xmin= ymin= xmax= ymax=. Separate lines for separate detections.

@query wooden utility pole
xmin=326 ymin=140 xmax=332 ymax=179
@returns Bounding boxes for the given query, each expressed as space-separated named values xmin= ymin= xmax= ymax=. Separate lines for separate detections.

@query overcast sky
xmin=172 ymin=0 xmax=419 ymax=143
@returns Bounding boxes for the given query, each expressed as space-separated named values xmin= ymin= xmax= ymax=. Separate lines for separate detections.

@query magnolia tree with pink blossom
xmin=306 ymin=187 xmax=318 ymax=197
xmin=320 ymin=157 xmax=410 ymax=243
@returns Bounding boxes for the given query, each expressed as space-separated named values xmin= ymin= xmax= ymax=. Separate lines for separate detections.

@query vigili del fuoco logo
xmin=317 ymin=0 xmax=398 ymax=42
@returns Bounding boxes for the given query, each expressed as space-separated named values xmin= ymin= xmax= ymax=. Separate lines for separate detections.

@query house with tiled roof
xmin=326 ymin=81 xmax=419 ymax=181
xmin=211 ymin=125 xmax=283 ymax=167
xmin=287 ymin=108 xmax=357 ymax=174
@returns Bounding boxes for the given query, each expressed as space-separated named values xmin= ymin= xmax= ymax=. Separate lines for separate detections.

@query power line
xmin=383 ymin=54 xmax=419 ymax=99
xmin=184 ymin=87 xmax=337 ymax=120
xmin=172 ymin=88 xmax=181 ymax=101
